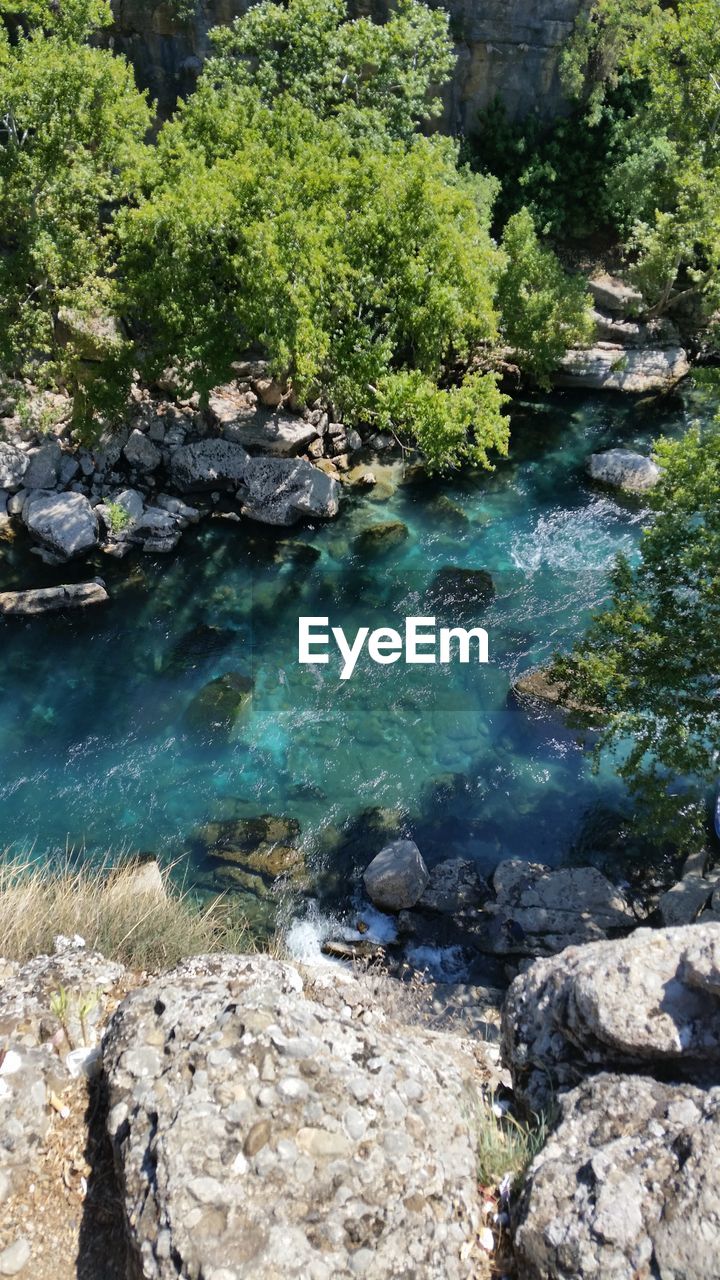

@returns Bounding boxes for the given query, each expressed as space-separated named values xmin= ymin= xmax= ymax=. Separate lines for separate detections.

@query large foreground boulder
xmin=503 ymin=922 xmax=720 ymax=1110
xmin=240 ymin=456 xmax=339 ymax=525
xmin=513 ymin=1072 xmax=720 ymax=1280
xmin=0 ymin=581 xmax=108 ymax=615
xmin=22 ymin=490 xmax=99 ymax=559
xmin=168 ymin=439 xmax=250 ymax=491
xmin=364 ymin=839 xmax=429 ymax=911
xmin=103 ymin=954 xmax=485 ymax=1280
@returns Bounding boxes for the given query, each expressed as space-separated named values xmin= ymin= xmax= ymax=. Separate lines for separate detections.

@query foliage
xmin=496 ymin=209 xmax=593 ymax=388
xmin=104 ymin=500 xmax=132 ymax=535
xmin=206 ymin=0 xmax=454 ymax=144
xmin=552 ymin=419 xmax=720 ymax=850
xmin=0 ymin=0 xmax=112 ymax=41
xmin=474 ymin=1094 xmax=550 ymax=1188
xmin=0 ymin=18 xmax=150 ymax=421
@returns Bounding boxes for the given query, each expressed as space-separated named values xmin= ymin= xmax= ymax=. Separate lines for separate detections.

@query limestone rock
xmin=586 ymin=448 xmax=661 ymax=493
xmin=103 ymin=954 xmax=484 ymax=1280
xmin=418 ymin=858 xmax=489 ymax=914
xmin=556 ymin=344 xmax=689 ymax=392
xmin=23 ymin=442 xmax=62 ymax=490
xmin=502 ymin=922 xmax=720 ymax=1110
xmin=55 ymin=306 xmax=123 ymax=360
xmin=0 ymin=444 xmax=28 ymax=493
xmin=659 ymin=872 xmax=717 ymax=926
xmin=191 ymin=815 xmax=304 ymax=885
xmin=513 ymin=1073 xmax=720 ymax=1280
xmin=240 ymin=456 xmax=340 ymax=526
xmin=169 ymin=439 xmax=250 ymax=491
xmin=224 ymin=411 xmax=318 ymax=457
xmin=364 ymin=840 xmax=429 ymax=912
xmin=22 ymin=491 xmax=99 ymax=559
xmin=0 ymin=581 xmax=108 ymax=615
xmin=123 ymin=428 xmax=161 ymax=472
xmin=587 ymin=273 xmax=644 ymax=316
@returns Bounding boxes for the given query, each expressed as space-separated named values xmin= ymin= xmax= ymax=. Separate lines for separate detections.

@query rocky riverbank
xmin=1 ymin=913 xmax=718 ymax=1279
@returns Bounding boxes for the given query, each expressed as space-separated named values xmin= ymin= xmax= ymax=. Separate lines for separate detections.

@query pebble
xmin=0 ymin=1238 xmax=30 ymax=1276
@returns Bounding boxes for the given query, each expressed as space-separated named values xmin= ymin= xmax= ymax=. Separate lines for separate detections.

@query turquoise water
xmin=0 ymin=390 xmax=697 ymax=927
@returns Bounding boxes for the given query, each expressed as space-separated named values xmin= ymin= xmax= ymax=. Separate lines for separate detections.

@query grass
xmin=474 ymin=1095 xmax=550 ymax=1188
xmin=0 ymin=854 xmax=253 ymax=969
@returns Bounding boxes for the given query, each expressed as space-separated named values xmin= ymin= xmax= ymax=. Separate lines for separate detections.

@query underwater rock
xmin=184 ymin=671 xmax=252 ymax=738
xmin=161 ymin=623 xmax=236 ymax=675
xmin=353 ymin=521 xmax=409 ymax=555
xmin=192 ymin=814 xmax=304 ymax=885
xmin=512 ymin=665 xmax=601 ymax=718
xmin=425 ymin=566 xmax=495 ymax=622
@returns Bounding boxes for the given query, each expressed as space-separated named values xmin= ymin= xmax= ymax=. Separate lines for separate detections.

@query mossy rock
xmin=184 ymin=671 xmax=253 ymax=738
xmin=425 ymin=567 xmax=495 ymax=622
xmin=161 ymin=624 xmax=236 ymax=675
xmin=427 ymin=495 xmax=470 ymax=532
xmin=353 ymin=521 xmax=409 ymax=556
xmin=191 ymin=814 xmax=305 ymax=885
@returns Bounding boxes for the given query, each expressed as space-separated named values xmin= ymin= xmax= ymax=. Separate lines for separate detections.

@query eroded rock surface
xmin=103 ymin=953 xmax=486 ymax=1280
xmin=586 ymin=448 xmax=661 ymax=493
xmin=364 ymin=840 xmax=429 ymax=911
xmin=21 ymin=491 xmax=99 ymax=559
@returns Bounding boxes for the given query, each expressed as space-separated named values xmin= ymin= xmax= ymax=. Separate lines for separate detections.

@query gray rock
xmin=659 ymin=873 xmax=717 ymax=925
xmin=154 ymin=493 xmax=200 ymax=523
xmin=0 ymin=490 xmax=7 ymax=517
xmin=55 ymin=306 xmax=123 ymax=360
xmin=502 ymin=922 xmax=720 ymax=1110
xmin=215 ymin=400 xmax=318 ymax=456
xmin=6 ymin=490 xmax=27 ymax=518
xmin=123 ymin=428 xmax=161 ymax=472
xmin=59 ymin=454 xmax=80 ymax=487
xmin=126 ymin=506 xmax=177 ymax=542
xmin=0 ymin=1238 xmax=31 ymax=1276
xmin=143 ymin=534 xmax=181 ymax=553
xmin=240 ymin=456 xmax=340 ymax=526
xmin=24 ymin=442 xmax=62 ymax=490
xmin=169 ymin=439 xmax=250 ymax=491
xmin=364 ymin=840 xmax=429 ymax=911
xmin=103 ymin=954 xmax=485 ymax=1280
xmin=587 ymin=273 xmax=644 ymax=316
xmin=113 ymin=487 xmax=145 ymax=524
xmin=0 ymin=581 xmax=108 ymax=615
xmin=557 ymin=345 xmax=689 ymax=392
xmin=0 ymin=443 xmax=29 ymax=493
xmin=513 ymin=1073 xmax=720 ymax=1280
xmin=22 ymin=491 xmax=99 ymax=559
xmin=586 ymin=448 xmax=661 ymax=493
xmin=418 ymin=858 xmax=489 ymax=914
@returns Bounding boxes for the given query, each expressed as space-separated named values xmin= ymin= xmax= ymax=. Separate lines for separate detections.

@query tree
xmin=552 ymin=418 xmax=720 ymax=849
xmin=0 ymin=2 xmax=150 ymax=419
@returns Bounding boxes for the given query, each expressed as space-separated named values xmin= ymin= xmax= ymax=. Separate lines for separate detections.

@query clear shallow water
xmin=0 ymin=389 xmax=699 ymax=931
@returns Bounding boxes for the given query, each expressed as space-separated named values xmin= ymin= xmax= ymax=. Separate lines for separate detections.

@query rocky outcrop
xmin=21 ymin=491 xmax=99 ymax=560
xmin=513 ymin=1072 xmax=720 ymax=1280
xmin=103 ymin=953 xmax=487 ymax=1280
xmin=586 ymin=447 xmax=661 ymax=493
xmin=502 ymin=922 xmax=720 ymax=1111
xmin=0 ymin=581 xmax=108 ymax=615
xmin=556 ymin=342 xmax=690 ymax=392
xmin=168 ymin=438 xmax=250 ymax=491
xmin=106 ymin=0 xmax=589 ymax=124
xmin=240 ymin=456 xmax=340 ymax=525
xmin=364 ymin=839 xmax=430 ymax=911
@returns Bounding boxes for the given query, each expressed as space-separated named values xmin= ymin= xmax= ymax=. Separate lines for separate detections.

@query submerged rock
xmin=514 ymin=1072 xmax=720 ymax=1280
xmin=512 ymin=664 xmax=601 ymax=717
xmin=364 ymin=839 xmax=429 ymax=912
xmin=22 ymin=491 xmax=99 ymax=560
xmin=193 ymin=814 xmax=304 ymax=886
xmin=353 ymin=520 xmax=409 ymax=555
xmin=502 ymin=922 xmax=720 ymax=1110
xmin=161 ymin=623 xmax=236 ymax=675
xmin=184 ymin=671 xmax=252 ymax=738
xmin=586 ymin=448 xmax=661 ymax=492
xmin=0 ymin=581 xmax=108 ymax=615
xmin=103 ymin=955 xmax=485 ymax=1280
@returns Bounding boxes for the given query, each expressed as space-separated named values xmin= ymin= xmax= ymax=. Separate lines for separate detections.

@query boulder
xmin=169 ymin=439 xmax=250 ymax=491
xmin=0 ymin=581 xmax=108 ymax=615
xmin=0 ymin=444 xmax=28 ymax=493
xmin=223 ymin=410 xmax=318 ymax=457
xmin=103 ymin=954 xmax=484 ymax=1280
xmin=418 ymin=858 xmax=489 ymax=914
xmin=154 ymin=494 xmax=200 ymax=524
xmin=586 ymin=448 xmax=661 ymax=493
xmin=191 ymin=815 xmax=304 ymax=884
xmin=511 ymin=665 xmax=601 ymax=717
xmin=502 ymin=922 xmax=720 ymax=1110
xmin=425 ymin=567 xmax=495 ymax=622
xmin=659 ymin=872 xmax=717 ymax=926
xmin=587 ymin=273 xmax=644 ymax=316
xmin=556 ymin=344 xmax=689 ymax=392
xmin=353 ymin=521 xmax=409 ymax=555
xmin=23 ymin=442 xmax=62 ymax=490
xmin=364 ymin=839 xmax=429 ymax=911
xmin=240 ymin=457 xmax=339 ymax=526
xmin=184 ymin=672 xmax=253 ymax=738
xmin=22 ymin=491 xmax=99 ymax=560
xmin=478 ymin=861 xmax=634 ymax=959
xmin=123 ymin=428 xmax=161 ymax=472
xmin=513 ymin=1073 xmax=720 ymax=1280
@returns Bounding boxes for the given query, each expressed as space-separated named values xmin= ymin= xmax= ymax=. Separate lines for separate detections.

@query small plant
xmin=474 ymin=1093 xmax=550 ymax=1188
xmin=104 ymin=501 xmax=132 ymax=535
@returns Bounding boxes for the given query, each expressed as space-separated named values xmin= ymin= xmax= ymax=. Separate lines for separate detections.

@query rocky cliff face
xmin=106 ymin=0 xmax=589 ymax=124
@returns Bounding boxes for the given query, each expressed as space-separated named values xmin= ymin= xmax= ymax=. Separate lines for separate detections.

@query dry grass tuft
xmin=475 ymin=1095 xmax=549 ymax=1188
xmin=0 ymin=854 xmax=253 ymax=969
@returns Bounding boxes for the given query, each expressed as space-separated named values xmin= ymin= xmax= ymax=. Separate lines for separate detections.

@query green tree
xmin=0 ymin=4 xmax=150 ymax=420
xmin=553 ymin=418 xmax=720 ymax=849
xmin=497 ymin=208 xmax=593 ymax=388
